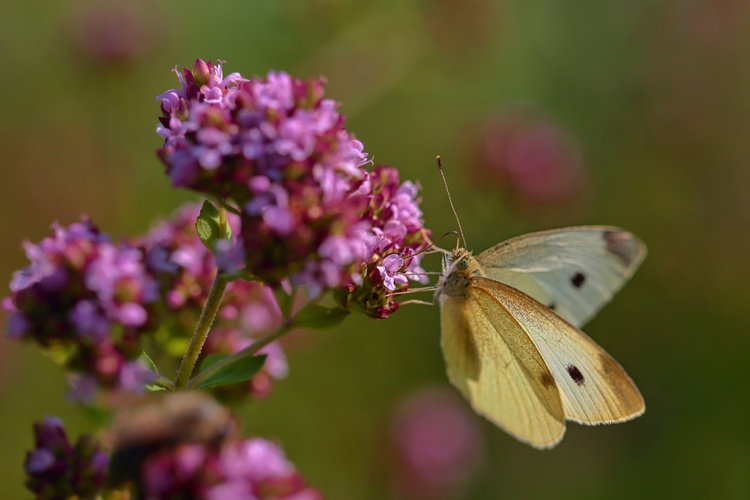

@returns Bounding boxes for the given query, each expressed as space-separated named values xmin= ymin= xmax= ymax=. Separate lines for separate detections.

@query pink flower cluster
xmin=335 ymin=166 xmax=431 ymax=318
xmin=5 ymin=219 xmax=158 ymax=401
xmin=4 ymin=205 xmax=292 ymax=402
xmin=155 ymin=60 xmax=431 ymax=308
xmin=141 ymin=438 xmax=321 ymax=499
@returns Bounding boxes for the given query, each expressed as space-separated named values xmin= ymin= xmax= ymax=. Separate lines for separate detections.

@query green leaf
xmin=138 ymin=351 xmax=159 ymax=374
xmin=138 ymin=351 xmax=168 ymax=392
xmin=195 ymin=354 xmax=267 ymax=390
xmin=292 ymin=303 xmax=350 ymax=330
xmin=200 ymin=353 xmax=227 ymax=371
xmin=195 ymin=200 xmax=232 ymax=250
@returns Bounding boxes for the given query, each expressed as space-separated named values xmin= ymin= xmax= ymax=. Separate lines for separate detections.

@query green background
xmin=1 ymin=0 xmax=748 ymax=498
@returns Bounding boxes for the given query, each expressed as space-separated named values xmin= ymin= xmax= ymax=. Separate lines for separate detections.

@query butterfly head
xmin=437 ymin=248 xmax=482 ymax=299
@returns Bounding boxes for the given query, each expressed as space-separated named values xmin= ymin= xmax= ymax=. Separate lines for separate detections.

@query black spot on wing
xmin=547 ymin=302 xmax=557 ymax=311
xmin=571 ymin=272 xmax=586 ymax=288
xmin=567 ymin=365 xmax=585 ymax=386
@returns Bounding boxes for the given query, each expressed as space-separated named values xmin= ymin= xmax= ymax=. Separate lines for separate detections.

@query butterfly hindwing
xmin=475 ymin=226 xmax=646 ymax=328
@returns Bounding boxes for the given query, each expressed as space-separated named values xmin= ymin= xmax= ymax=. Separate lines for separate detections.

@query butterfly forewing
xmin=440 ymin=292 xmax=566 ymax=448
xmin=475 ymin=227 xmax=646 ymax=328
xmin=470 ymin=277 xmax=645 ymax=425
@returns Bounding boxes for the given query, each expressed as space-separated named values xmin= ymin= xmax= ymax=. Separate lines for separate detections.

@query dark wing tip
xmin=602 ymin=230 xmax=647 ymax=271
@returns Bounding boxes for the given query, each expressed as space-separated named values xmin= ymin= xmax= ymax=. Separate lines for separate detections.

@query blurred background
xmin=1 ymin=0 xmax=748 ymax=498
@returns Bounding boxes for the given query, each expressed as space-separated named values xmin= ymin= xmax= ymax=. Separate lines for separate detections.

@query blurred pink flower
xmin=25 ymin=417 xmax=108 ymax=498
xmin=675 ymin=0 xmax=749 ymax=44
xmin=140 ymin=438 xmax=321 ymax=499
xmin=6 ymin=219 xmax=159 ymax=402
xmin=389 ymin=387 xmax=485 ymax=499
xmin=473 ymin=107 xmax=588 ymax=215
xmin=65 ymin=0 xmax=162 ymax=67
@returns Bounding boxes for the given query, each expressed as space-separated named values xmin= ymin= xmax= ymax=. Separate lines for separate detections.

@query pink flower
xmin=474 ymin=107 xmax=588 ymax=214
xmin=377 ymin=254 xmax=409 ymax=291
xmin=139 ymin=438 xmax=321 ymax=499
xmin=335 ymin=166 xmax=431 ymax=318
xmin=389 ymin=388 xmax=485 ymax=499
xmin=6 ymin=219 xmax=159 ymax=401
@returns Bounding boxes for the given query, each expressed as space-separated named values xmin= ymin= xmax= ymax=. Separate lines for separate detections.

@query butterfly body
xmin=436 ymin=226 xmax=646 ymax=449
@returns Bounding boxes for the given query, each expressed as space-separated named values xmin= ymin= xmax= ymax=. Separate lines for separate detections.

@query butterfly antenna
xmin=410 ymin=231 xmax=459 ymax=259
xmin=436 ymin=156 xmax=466 ymax=250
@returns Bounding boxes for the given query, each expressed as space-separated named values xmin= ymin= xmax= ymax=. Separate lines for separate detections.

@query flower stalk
xmin=174 ymin=270 xmax=228 ymax=389
xmin=152 ymin=375 xmax=175 ymax=392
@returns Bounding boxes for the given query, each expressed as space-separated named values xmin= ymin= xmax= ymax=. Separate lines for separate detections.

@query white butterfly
xmin=436 ymin=226 xmax=646 ymax=448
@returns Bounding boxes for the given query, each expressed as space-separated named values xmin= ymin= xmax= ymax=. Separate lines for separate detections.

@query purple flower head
xmin=156 ymin=61 xmax=398 ymax=293
xmin=138 ymin=203 xmax=229 ymax=310
xmin=5 ymin=219 xmax=160 ymax=401
xmin=156 ymin=61 xmax=434 ymax=306
xmin=335 ymin=166 xmax=432 ymax=318
xmin=10 ymin=219 xmax=106 ymax=295
xmin=24 ymin=417 xmax=108 ymax=499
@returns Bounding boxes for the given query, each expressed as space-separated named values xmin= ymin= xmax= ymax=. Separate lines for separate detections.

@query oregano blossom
xmin=155 ymin=60 xmax=431 ymax=305
xmin=5 ymin=219 xmax=159 ymax=401
xmin=140 ymin=438 xmax=321 ymax=500
xmin=24 ymin=417 xmax=109 ymax=499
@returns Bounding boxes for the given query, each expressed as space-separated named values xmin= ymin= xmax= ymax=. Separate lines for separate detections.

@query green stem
xmin=153 ymin=375 xmax=176 ymax=392
xmin=186 ymin=320 xmax=293 ymax=390
xmin=174 ymin=204 xmax=230 ymax=389
xmin=175 ymin=271 xmax=228 ymax=389
xmin=218 ymin=199 xmax=241 ymax=216
xmin=218 ymin=204 xmax=228 ymax=235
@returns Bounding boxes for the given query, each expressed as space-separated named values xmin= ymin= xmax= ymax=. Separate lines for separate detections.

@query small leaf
xmin=195 ymin=200 xmax=232 ymax=250
xmin=138 ymin=351 xmax=168 ymax=392
xmin=138 ymin=351 xmax=159 ymax=374
xmin=195 ymin=354 xmax=267 ymax=390
xmin=292 ymin=303 xmax=350 ymax=330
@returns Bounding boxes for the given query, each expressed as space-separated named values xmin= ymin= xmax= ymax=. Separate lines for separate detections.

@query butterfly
xmin=436 ymin=226 xmax=646 ymax=448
